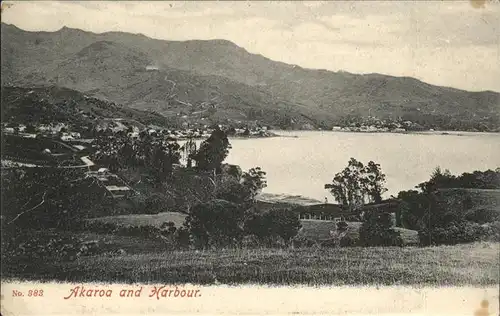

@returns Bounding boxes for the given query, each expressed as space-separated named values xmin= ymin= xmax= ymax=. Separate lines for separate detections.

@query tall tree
xmin=362 ymin=161 xmax=388 ymax=203
xmin=324 ymin=158 xmax=388 ymax=211
xmin=324 ymin=158 xmax=367 ymax=211
xmin=190 ymin=126 xmax=231 ymax=173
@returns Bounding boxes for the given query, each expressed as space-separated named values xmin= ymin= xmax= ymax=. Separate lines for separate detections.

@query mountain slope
xmin=2 ymin=23 xmax=499 ymax=130
xmin=0 ymin=85 xmax=175 ymax=129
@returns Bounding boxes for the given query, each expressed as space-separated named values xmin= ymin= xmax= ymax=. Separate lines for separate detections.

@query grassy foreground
xmin=4 ymin=242 xmax=498 ymax=286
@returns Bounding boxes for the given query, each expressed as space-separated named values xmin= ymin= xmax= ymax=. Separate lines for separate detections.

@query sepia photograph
xmin=1 ymin=1 xmax=499 ymax=315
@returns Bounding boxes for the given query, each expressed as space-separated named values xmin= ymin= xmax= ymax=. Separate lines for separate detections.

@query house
xmin=73 ymin=145 xmax=86 ymax=151
xmin=80 ymin=156 xmax=95 ymax=167
xmin=296 ymin=204 xmax=353 ymax=221
xmin=61 ymin=135 xmax=74 ymax=141
xmin=296 ymin=199 xmax=402 ymax=225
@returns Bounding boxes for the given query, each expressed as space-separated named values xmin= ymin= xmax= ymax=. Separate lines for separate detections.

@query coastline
xmin=271 ymin=129 xmax=500 ymax=137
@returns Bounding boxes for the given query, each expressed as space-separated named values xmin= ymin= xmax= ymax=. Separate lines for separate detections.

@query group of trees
xmin=323 ymin=158 xmax=401 ymax=247
xmin=398 ymin=167 xmax=500 ymax=245
xmin=92 ymin=132 xmax=181 ymax=184
xmin=90 ymin=126 xmax=303 ymax=250
xmin=323 ymin=159 xmax=500 ymax=247
xmin=172 ymin=128 xmax=301 ymax=249
xmin=169 ymin=201 xmax=301 ymax=250
xmin=324 ymin=158 xmax=387 ymax=211
xmin=189 ymin=125 xmax=231 ymax=174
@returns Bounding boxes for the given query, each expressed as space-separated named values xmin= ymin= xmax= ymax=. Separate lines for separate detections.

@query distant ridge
xmin=2 ymin=23 xmax=499 ymax=130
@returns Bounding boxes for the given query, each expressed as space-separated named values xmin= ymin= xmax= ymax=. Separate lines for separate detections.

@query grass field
xmin=296 ymin=220 xmax=420 ymax=245
xmin=87 ymin=212 xmax=187 ymax=228
xmin=4 ymin=241 xmax=498 ymax=286
xmin=89 ymin=214 xmax=420 ymax=245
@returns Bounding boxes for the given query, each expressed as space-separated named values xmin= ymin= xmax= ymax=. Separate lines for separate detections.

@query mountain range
xmin=2 ymin=23 xmax=499 ymax=130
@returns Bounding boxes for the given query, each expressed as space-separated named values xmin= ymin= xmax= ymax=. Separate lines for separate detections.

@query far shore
xmin=270 ymin=129 xmax=500 ymax=137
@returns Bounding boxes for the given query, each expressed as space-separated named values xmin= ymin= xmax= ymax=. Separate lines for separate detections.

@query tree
xmin=190 ymin=126 xmax=231 ymax=173
xmin=241 ymin=167 xmax=267 ymax=200
xmin=417 ymin=167 xmax=455 ymax=193
xmin=25 ymin=124 xmax=36 ymax=134
xmin=92 ymin=134 xmax=181 ymax=182
xmin=184 ymin=199 xmax=245 ymax=249
xmin=397 ymin=189 xmax=430 ymax=230
xmin=325 ymin=158 xmax=388 ymax=211
xmin=362 ymin=161 xmax=387 ymax=203
xmin=1 ymin=168 xmax=108 ymax=229
xmin=148 ymin=139 xmax=181 ymax=184
xmin=244 ymin=208 xmax=302 ymax=247
xmin=181 ymin=137 xmax=197 ymax=168
xmin=359 ymin=210 xmax=402 ymax=247
xmin=265 ymin=208 xmax=302 ymax=246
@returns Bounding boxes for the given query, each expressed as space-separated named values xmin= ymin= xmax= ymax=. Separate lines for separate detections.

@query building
xmin=296 ymin=199 xmax=402 ymax=226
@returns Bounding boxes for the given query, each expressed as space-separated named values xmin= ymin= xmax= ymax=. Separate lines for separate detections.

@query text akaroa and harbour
xmin=62 ymin=285 xmax=201 ymax=300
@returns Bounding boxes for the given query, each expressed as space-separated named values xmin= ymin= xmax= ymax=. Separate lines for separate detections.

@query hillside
xmin=0 ymin=85 xmax=174 ymax=128
xmin=2 ymin=23 xmax=499 ymax=130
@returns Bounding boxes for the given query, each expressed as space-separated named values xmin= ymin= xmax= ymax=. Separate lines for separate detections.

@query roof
xmin=80 ymin=156 xmax=95 ymax=166
xmin=106 ymin=185 xmax=131 ymax=191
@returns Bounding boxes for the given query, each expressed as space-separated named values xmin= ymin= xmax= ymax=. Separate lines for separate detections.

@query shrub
xmin=185 ymin=199 xmax=245 ymax=249
xmin=2 ymin=230 xmax=96 ymax=262
xmin=244 ymin=208 xmax=302 ymax=247
xmin=174 ymin=226 xmax=191 ymax=249
xmin=480 ymin=221 xmax=500 ymax=242
xmin=465 ymin=208 xmax=499 ymax=224
xmin=359 ymin=211 xmax=403 ymax=247
xmin=160 ymin=221 xmax=177 ymax=236
xmin=336 ymin=221 xmax=348 ymax=231
xmin=242 ymin=235 xmax=262 ymax=248
xmin=418 ymin=221 xmax=486 ymax=245
xmin=144 ymin=193 xmax=177 ymax=214
xmin=292 ymin=235 xmax=317 ymax=248
xmin=339 ymin=234 xmax=358 ymax=247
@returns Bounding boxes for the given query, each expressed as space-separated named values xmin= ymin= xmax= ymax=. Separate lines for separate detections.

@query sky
xmin=2 ymin=0 xmax=500 ymax=92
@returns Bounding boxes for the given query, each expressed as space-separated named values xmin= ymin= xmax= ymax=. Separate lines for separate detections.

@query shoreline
xmin=271 ymin=130 xmax=500 ymax=136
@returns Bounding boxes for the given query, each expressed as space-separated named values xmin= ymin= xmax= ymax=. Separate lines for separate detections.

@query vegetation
xmin=190 ymin=125 xmax=231 ymax=173
xmin=359 ymin=211 xmax=402 ymax=247
xmin=184 ymin=199 xmax=245 ymax=249
xmin=245 ymin=208 xmax=302 ymax=247
xmin=1 ymin=97 xmax=498 ymax=285
xmin=397 ymin=168 xmax=500 ymax=245
xmin=92 ymin=133 xmax=181 ymax=183
xmin=1 ymin=86 xmax=173 ymax=132
xmin=3 ymin=242 xmax=498 ymax=285
xmin=4 ymin=24 xmax=500 ymax=132
xmin=325 ymin=158 xmax=387 ymax=210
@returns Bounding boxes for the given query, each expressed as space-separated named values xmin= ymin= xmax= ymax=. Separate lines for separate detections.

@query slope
xmin=2 ymin=23 xmax=499 ymax=130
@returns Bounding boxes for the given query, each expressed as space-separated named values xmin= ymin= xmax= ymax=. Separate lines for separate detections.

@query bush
xmin=465 ymin=208 xmax=499 ymax=224
xmin=244 ymin=208 xmax=302 ymax=247
xmin=359 ymin=211 xmax=403 ymax=247
xmin=185 ymin=199 xmax=245 ymax=249
xmin=480 ymin=221 xmax=500 ymax=242
xmin=339 ymin=234 xmax=358 ymax=247
xmin=418 ymin=221 xmax=486 ymax=245
xmin=1 ymin=230 xmax=97 ymax=263
xmin=174 ymin=226 xmax=191 ymax=249
xmin=160 ymin=221 xmax=177 ymax=236
xmin=336 ymin=221 xmax=348 ymax=231
xmin=292 ymin=235 xmax=317 ymax=248
xmin=242 ymin=235 xmax=262 ymax=248
xmin=143 ymin=193 xmax=175 ymax=214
